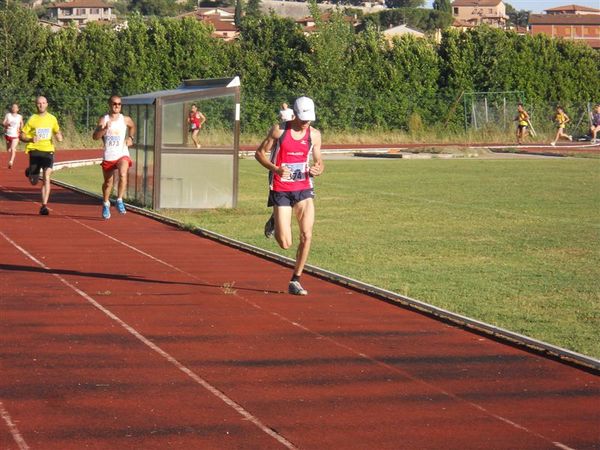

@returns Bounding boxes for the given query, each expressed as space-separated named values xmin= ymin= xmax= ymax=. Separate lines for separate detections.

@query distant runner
xmin=93 ymin=95 xmax=136 ymax=220
xmin=3 ymin=103 xmax=23 ymax=169
xmin=590 ymin=104 xmax=600 ymax=144
xmin=551 ymin=106 xmax=572 ymax=146
xmin=255 ymin=96 xmax=324 ymax=296
xmin=188 ymin=104 xmax=206 ymax=149
xmin=514 ymin=103 xmax=530 ymax=145
xmin=20 ymin=96 xmax=63 ymax=216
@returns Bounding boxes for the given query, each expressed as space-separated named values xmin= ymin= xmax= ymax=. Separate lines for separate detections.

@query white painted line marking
xmin=0 ymin=231 xmax=296 ymax=450
xmin=0 ymin=401 xmax=30 ymax=450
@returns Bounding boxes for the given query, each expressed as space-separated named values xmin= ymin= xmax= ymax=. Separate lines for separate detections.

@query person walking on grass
xmin=590 ymin=104 xmax=600 ymax=144
xmin=188 ymin=104 xmax=206 ymax=149
xmin=514 ymin=103 xmax=530 ymax=145
xmin=551 ymin=106 xmax=572 ymax=146
xmin=255 ymin=96 xmax=324 ymax=296
xmin=3 ymin=103 xmax=23 ymax=169
xmin=20 ymin=96 xmax=63 ymax=216
xmin=92 ymin=95 xmax=136 ymax=220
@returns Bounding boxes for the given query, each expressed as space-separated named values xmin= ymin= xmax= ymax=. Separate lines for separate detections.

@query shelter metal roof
xmin=122 ymin=77 xmax=240 ymax=105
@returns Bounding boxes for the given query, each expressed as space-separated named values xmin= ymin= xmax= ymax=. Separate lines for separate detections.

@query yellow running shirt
xmin=22 ymin=113 xmax=60 ymax=153
xmin=518 ymin=111 xmax=528 ymax=126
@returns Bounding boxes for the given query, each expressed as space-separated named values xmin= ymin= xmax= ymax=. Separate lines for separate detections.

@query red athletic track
xmin=1 ymin=150 xmax=598 ymax=450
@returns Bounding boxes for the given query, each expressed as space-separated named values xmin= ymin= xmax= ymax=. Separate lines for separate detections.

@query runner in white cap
xmin=255 ymin=96 xmax=324 ymax=296
xmin=93 ymin=95 xmax=136 ymax=220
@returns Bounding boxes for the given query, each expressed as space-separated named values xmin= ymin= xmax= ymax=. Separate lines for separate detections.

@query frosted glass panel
xmin=160 ymin=154 xmax=233 ymax=208
xmin=162 ymin=102 xmax=185 ymax=144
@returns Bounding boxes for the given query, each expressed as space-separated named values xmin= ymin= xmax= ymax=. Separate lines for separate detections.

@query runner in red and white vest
xmin=255 ymin=96 xmax=324 ymax=296
xmin=92 ymin=95 xmax=136 ymax=220
xmin=3 ymin=103 xmax=24 ymax=169
xmin=187 ymin=104 xmax=206 ymax=149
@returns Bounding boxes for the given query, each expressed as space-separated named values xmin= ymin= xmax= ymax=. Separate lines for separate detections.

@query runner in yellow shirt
xmin=551 ymin=106 xmax=572 ymax=147
xmin=514 ymin=103 xmax=530 ymax=145
xmin=20 ymin=96 xmax=63 ymax=215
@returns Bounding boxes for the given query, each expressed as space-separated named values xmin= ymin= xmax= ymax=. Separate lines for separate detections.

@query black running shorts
xmin=268 ymin=189 xmax=314 ymax=207
xmin=28 ymin=150 xmax=54 ymax=170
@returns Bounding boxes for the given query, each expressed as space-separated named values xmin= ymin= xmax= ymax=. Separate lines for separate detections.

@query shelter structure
xmin=121 ymin=77 xmax=241 ymax=210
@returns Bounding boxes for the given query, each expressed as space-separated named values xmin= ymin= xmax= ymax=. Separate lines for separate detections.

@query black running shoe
xmin=264 ymin=214 xmax=275 ymax=238
xmin=27 ymin=167 xmax=40 ymax=185
xmin=39 ymin=205 xmax=49 ymax=215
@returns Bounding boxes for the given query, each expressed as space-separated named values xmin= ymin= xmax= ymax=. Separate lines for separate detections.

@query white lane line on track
xmin=0 ymin=401 xmax=29 ymax=450
xmin=62 ymin=215 xmax=577 ymax=450
xmin=1 ymin=187 xmax=577 ymax=449
xmin=0 ymin=231 xmax=297 ymax=450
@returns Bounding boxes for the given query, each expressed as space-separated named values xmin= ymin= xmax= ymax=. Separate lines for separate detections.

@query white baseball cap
xmin=293 ymin=96 xmax=316 ymax=121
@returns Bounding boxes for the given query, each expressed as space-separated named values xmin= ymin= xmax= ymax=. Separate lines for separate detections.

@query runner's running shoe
xmin=264 ymin=214 xmax=275 ymax=238
xmin=102 ymin=204 xmax=111 ymax=220
xmin=26 ymin=167 xmax=39 ymax=185
xmin=288 ymin=280 xmax=308 ymax=296
xmin=116 ymin=198 xmax=126 ymax=214
xmin=39 ymin=205 xmax=49 ymax=216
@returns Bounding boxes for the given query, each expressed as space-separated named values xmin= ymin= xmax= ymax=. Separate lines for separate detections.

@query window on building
xmin=76 ymin=8 xmax=86 ymax=15
xmin=91 ymin=8 xmax=100 ymax=14
xmin=453 ymin=7 xmax=458 ymax=15
xmin=62 ymin=8 xmax=72 ymax=16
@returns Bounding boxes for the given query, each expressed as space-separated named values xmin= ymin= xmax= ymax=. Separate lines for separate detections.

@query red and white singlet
xmin=189 ymin=112 xmax=201 ymax=130
xmin=269 ymin=123 xmax=313 ymax=192
xmin=102 ymin=114 xmax=129 ymax=162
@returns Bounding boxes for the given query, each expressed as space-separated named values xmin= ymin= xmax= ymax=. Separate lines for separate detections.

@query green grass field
xmin=54 ymin=157 xmax=600 ymax=358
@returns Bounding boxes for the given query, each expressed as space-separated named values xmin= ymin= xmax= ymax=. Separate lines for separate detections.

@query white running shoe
xmin=550 ymin=142 xmax=556 ymax=146
xmin=288 ymin=280 xmax=308 ymax=296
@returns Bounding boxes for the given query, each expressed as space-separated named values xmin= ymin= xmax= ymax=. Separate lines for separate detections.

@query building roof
xmin=197 ymin=7 xmax=234 ymax=15
xmin=529 ymin=13 xmax=600 ymax=24
xmin=451 ymin=0 xmax=502 ymax=7
xmin=383 ymin=24 xmax=425 ymax=37
xmin=544 ymin=4 xmax=600 ymax=13
xmin=202 ymin=15 xmax=238 ymax=32
xmin=50 ymin=0 xmax=110 ymax=8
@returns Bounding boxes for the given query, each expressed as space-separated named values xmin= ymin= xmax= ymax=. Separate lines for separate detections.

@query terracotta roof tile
xmin=50 ymin=0 xmax=110 ymax=8
xmin=529 ymin=13 xmax=600 ymax=24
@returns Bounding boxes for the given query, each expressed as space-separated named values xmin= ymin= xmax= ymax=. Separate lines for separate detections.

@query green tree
xmin=384 ymin=0 xmax=424 ymax=8
xmin=234 ymin=0 xmax=243 ymax=26
xmin=433 ymin=0 xmax=451 ymax=13
xmin=505 ymin=3 xmax=529 ymax=27
xmin=0 ymin=3 xmax=48 ymax=114
xmin=245 ymin=0 xmax=261 ymax=17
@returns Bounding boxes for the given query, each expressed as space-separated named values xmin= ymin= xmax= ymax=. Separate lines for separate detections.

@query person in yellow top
xmin=20 ymin=96 xmax=63 ymax=215
xmin=551 ymin=106 xmax=572 ymax=147
xmin=514 ymin=103 xmax=530 ymax=145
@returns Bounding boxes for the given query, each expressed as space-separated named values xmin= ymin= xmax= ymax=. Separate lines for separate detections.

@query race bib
xmin=281 ymin=162 xmax=308 ymax=182
xmin=36 ymin=128 xmax=51 ymax=140
xmin=105 ymin=134 xmax=123 ymax=149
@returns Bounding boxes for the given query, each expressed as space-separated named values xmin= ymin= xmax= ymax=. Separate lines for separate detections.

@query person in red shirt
xmin=255 ymin=97 xmax=324 ymax=295
xmin=187 ymin=104 xmax=206 ymax=149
